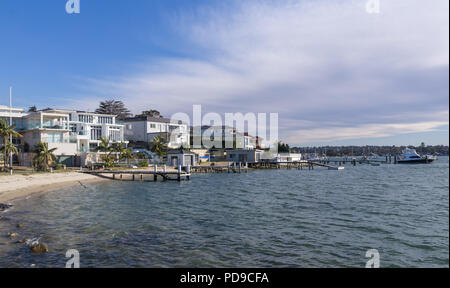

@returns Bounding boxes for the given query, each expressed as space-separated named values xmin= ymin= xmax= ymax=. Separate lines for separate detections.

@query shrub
xmin=138 ymin=160 xmax=149 ymax=167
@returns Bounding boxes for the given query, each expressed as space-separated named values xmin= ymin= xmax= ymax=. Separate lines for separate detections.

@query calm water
xmin=0 ymin=158 xmax=448 ymax=268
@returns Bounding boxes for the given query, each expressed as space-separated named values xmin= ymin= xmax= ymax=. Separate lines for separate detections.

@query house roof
xmin=167 ymin=149 xmax=196 ymax=155
xmin=123 ymin=116 xmax=185 ymax=125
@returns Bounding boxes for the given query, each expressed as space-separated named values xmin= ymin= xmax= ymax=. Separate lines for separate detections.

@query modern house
xmin=23 ymin=109 xmax=128 ymax=154
xmin=1 ymin=106 xmax=127 ymax=166
xmin=123 ymin=116 xmax=189 ymax=149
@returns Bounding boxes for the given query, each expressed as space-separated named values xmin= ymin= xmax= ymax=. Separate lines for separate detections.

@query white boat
xmin=397 ymin=148 xmax=437 ymax=164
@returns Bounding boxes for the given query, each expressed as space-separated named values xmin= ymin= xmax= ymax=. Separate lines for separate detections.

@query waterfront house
xmin=166 ymin=149 xmax=198 ymax=167
xmin=226 ymin=149 xmax=265 ymax=163
xmin=123 ymin=116 xmax=189 ymax=149
xmin=1 ymin=106 xmax=127 ymax=166
xmin=33 ymin=109 xmax=127 ymax=154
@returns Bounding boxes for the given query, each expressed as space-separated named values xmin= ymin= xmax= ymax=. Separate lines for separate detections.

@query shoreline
xmin=0 ymin=172 xmax=105 ymax=204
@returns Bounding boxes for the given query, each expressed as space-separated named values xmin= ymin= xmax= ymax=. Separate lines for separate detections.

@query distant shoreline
xmin=0 ymin=172 xmax=105 ymax=204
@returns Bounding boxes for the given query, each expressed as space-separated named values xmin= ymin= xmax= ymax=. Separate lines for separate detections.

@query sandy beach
xmin=0 ymin=172 xmax=103 ymax=203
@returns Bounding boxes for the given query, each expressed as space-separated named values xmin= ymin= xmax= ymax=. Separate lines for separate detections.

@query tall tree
xmin=33 ymin=142 xmax=57 ymax=172
xmin=28 ymin=106 xmax=37 ymax=112
xmin=95 ymin=100 xmax=132 ymax=120
xmin=135 ymin=109 xmax=163 ymax=118
xmin=0 ymin=140 xmax=19 ymax=168
xmin=0 ymin=119 xmax=23 ymax=170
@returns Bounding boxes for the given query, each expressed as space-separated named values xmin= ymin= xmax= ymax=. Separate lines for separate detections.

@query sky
xmin=0 ymin=0 xmax=448 ymax=146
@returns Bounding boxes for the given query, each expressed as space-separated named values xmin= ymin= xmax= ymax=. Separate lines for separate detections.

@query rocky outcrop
xmin=30 ymin=243 xmax=49 ymax=253
xmin=0 ymin=203 xmax=12 ymax=212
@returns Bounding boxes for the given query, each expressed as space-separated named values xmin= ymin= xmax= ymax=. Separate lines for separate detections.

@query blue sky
xmin=0 ymin=0 xmax=448 ymax=146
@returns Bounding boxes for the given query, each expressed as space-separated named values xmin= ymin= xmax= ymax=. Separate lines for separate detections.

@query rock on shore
xmin=0 ymin=203 xmax=12 ymax=212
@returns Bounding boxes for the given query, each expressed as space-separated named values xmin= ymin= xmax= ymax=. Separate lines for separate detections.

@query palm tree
xmin=0 ymin=119 xmax=23 ymax=171
xmin=94 ymin=137 xmax=111 ymax=153
xmin=0 ymin=140 xmax=19 ymax=162
xmin=93 ymin=137 xmax=118 ymax=168
xmin=120 ymin=148 xmax=134 ymax=165
xmin=150 ymin=135 xmax=167 ymax=159
xmin=111 ymin=141 xmax=127 ymax=162
xmin=33 ymin=142 xmax=57 ymax=172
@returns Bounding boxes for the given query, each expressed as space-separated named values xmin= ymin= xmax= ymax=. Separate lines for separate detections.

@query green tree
xmin=150 ymin=135 xmax=167 ymax=158
xmin=94 ymin=137 xmax=115 ymax=168
xmin=33 ymin=142 xmax=57 ymax=172
xmin=28 ymin=106 xmax=37 ymax=112
xmin=0 ymin=119 xmax=23 ymax=171
xmin=135 ymin=109 xmax=163 ymax=118
xmin=277 ymin=141 xmax=290 ymax=153
xmin=121 ymin=148 xmax=134 ymax=165
xmin=95 ymin=100 xmax=132 ymax=120
xmin=111 ymin=141 xmax=127 ymax=161
xmin=0 ymin=140 xmax=19 ymax=161
xmin=94 ymin=137 xmax=111 ymax=153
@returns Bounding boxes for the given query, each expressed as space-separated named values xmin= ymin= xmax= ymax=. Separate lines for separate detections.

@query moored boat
xmin=397 ymin=148 xmax=437 ymax=164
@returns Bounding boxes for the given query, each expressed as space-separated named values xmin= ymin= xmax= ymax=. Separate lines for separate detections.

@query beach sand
xmin=0 ymin=172 xmax=103 ymax=203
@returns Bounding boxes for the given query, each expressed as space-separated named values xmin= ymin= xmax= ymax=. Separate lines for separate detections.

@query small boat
xmin=397 ymin=148 xmax=437 ymax=164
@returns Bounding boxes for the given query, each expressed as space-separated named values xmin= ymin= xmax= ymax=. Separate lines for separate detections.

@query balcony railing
xmin=43 ymin=137 xmax=77 ymax=144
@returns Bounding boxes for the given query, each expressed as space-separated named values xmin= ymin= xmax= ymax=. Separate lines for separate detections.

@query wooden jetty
xmin=249 ymin=161 xmax=344 ymax=170
xmin=83 ymin=165 xmax=191 ymax=182
xmin=82 ymin=160 xmax=348 ymax=183
xmin=191 ymin=162 xmax=249 ymax=174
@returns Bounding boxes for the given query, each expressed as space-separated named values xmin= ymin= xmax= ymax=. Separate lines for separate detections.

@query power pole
xmin=9 ymin=87 xmax=13 ymax=175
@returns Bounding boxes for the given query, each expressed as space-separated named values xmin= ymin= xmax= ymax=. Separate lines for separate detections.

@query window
xmin=91 ymin=126 xmax=102 ymax=140
xmin=79 ymin=115 xmax=93 ymax=123
xmin=108 ymin=128 xmax=121 ymax=142
xmin=150 ymin=123 xmax=156 ymax=128
xmin=98 ymin=116 xmax=113 ymax=124
xmin=70 ymin=124 xmax=77 ymax=133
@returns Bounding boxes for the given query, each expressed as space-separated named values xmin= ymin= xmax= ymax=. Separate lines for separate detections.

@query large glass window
xmin=91 ymin=126 xmax=102 ymax=140
xmin=79 ymin=115 xmax=93 ymax=123
xmin=98 ymin=116 xmax=113 ymax=124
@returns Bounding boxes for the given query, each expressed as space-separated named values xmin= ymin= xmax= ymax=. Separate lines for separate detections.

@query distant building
xmin=123 ymin=116 xmax=189 ymax=149
xmin=273 ymin=153 xmax=302 ymax=163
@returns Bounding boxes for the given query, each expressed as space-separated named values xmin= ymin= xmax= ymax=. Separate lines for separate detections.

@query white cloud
xmin=72 ymin=0 xmax=449 ymax=144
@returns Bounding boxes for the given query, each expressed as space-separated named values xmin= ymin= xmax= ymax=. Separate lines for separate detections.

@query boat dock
xmin=83 ymin=165 xmax=191 ymax=182
xmin=82 ymin=160 xmax=347 ymax=182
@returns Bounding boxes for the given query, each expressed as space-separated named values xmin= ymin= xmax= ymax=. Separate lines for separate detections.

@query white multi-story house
xmin=61 ymin=109 xmax=127 ymax=152
xmin=123 ymin=116 xmax=189 ymax=149
xmin=1 ymin=107 xmax=127 ymax=155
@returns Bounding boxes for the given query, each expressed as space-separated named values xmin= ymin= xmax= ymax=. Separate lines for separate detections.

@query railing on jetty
xmin=191 ymin=162 xmax=249 ymax=174
xmin=249 ymin=161 xmax=344 ymax=170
